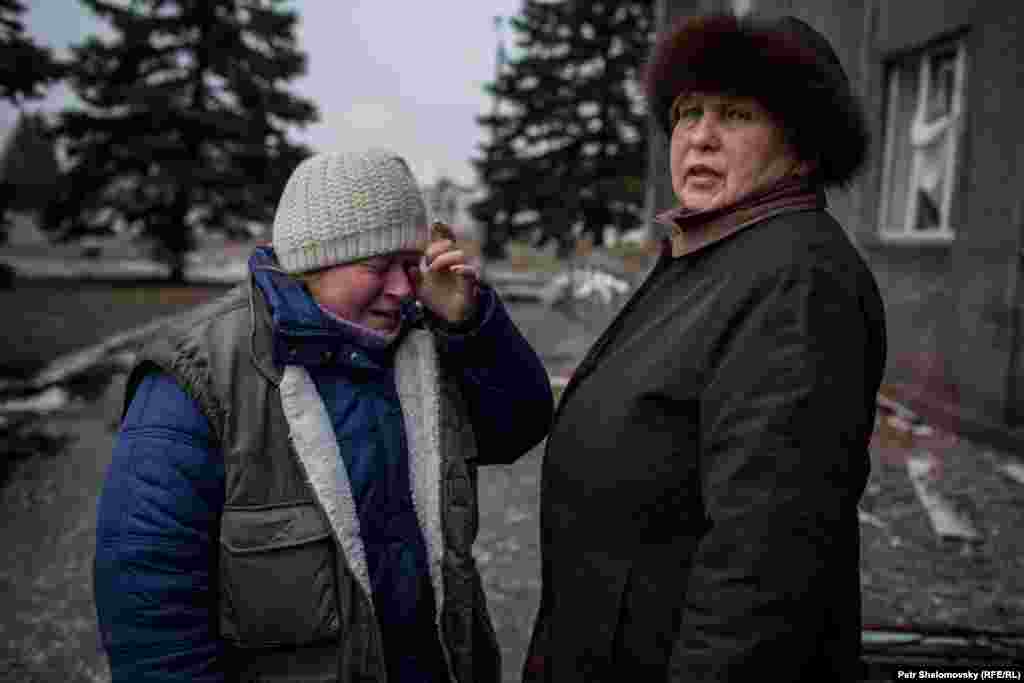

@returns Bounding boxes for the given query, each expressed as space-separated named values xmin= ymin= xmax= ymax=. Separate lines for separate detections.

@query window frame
xmin=877 ymin=38 xmax=968 ymax=245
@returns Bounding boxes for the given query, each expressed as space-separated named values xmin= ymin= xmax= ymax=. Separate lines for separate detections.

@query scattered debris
xmin=485 ymin=265 xmax=631 ymax=308
xmin=0 ymin=387 xmax=70 ymax=415
xmin=887 ymin=415 xmax=915 ymax=434
xmin=483 ymin=269 xmax=551 ymax=303
xmin=979 ymin=450 xmax=1024 ymax=486
xmin=862 ymin=626 xmax=1024 ymax=670
xmin=912 ymin=424 xmax=935 ymax=438
xmin=876 ymin=414 xmax=915 ymax=453
xmin=565 ymin=268 xmax=629 ymax=305
xmin=859 ymin=508 xmax=889 ymax=529
xmin=999 ymin=461 xmax=1024 ymax=487
xmin=906 ymin=453 xmax=981 ymax=542
xmin=877 ymin=393 xmax=920 ymax=423
xmin=0 ymin=416 xmax=73 ymax=486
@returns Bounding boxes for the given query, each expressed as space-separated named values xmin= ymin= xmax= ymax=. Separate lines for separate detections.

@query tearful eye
xmin=359 ymin=254 xmax=422 ymax=282
xmin=725 ymin=108 xmax=754 ymax=122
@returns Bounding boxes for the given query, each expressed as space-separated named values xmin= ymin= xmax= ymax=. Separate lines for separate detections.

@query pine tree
xmin=1 ymin=112 xmax=59 ymax=213
xmin=473 ymin=0 xmax=654 ymax=259
xmin=0 ymin=0 xmax=63 ymax=103
xmin=0 ymin=0 xmax=63 ymax=241
xmin=46 ymin=0 xmax=317 ymax=281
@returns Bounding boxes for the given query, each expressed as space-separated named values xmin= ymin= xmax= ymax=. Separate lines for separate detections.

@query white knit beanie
xmin=271 ymin=148 xmax=429 ymax=274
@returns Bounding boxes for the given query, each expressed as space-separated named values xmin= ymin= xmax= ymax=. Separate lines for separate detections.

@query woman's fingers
xmin=416 ymin=223 xmax=479 ymax=323
xmin=423 ymin=248 xmax=467 ymax=273
xmin=423 ymin=239 xmax=455 ymax=264
xmin=450 ymin=264 xmax=479 ymax=280
xmin=430 ymin=221 xmax=457 ymax=242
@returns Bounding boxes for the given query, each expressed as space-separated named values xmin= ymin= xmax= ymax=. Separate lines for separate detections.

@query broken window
xmin=878 ymin=39 xmax=966 ymax=242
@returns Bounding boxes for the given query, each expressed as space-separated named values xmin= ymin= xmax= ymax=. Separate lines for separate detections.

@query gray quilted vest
xmin=124 ymin=277 xmax=500 ymax=682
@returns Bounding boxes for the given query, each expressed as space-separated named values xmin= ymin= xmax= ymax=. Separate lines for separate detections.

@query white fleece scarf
xmin=277 ymin=327 xmax=445 ymax=629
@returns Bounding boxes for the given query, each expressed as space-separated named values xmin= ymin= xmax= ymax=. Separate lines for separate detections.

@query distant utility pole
xmin=491 ymin=15 xmax=507 ymax=126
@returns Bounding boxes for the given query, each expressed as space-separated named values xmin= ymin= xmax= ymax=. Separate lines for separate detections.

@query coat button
xmin=322 ymin=350 xmax=334 ymax=363
xmin=288 ymin=347 xmax=297 ymax=358
xmin=350 ymin=352 xmax=359 ymax=362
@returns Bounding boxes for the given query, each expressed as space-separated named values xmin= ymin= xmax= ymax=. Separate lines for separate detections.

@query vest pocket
xmin=220 ymin=503 xmax=341 ymax=648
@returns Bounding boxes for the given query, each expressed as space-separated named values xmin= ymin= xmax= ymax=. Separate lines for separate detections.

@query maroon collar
xmin=655 ymin=178 xmax=825 ymax=258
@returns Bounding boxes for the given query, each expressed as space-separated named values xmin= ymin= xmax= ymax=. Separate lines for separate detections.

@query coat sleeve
xmin=94 ymin=372 xmax=226 ymax=683
xmin=670 ymin=267 xmax=875 ymax=680
xmin=434 ymin=284 xmax=554 ymax=464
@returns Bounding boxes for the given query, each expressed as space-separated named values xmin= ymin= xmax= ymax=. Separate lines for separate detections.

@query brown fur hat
xmin=642 ymin=13 xmax=868 ymax=188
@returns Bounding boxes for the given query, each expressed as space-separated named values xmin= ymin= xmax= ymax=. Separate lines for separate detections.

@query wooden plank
xmin=999 ymin=461 xmax=1024 ymax=486
xmin=982 ymin=450 xmax=1024 ymax=487
xmin=858 ymin=508 xmax=888 ymax=529
xmin=877 ymin=393 xmax=919 ymax=422
xmin=906 ymin=453 xmax=981 ymax=542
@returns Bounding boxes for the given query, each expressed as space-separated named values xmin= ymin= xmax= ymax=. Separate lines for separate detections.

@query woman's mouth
xmin=686 ymin=165 xmax=722 ymax=183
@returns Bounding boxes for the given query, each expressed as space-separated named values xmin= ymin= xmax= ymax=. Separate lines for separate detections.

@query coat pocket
xmin=220 ymin=503 xmax=340 ymax=648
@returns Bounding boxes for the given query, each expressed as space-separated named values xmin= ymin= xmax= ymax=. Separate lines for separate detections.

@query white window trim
xmin=878 ymin=40 xmax=967 ymax=244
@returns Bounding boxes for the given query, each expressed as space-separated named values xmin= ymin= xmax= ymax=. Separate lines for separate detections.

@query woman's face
xmin=669 ymin=93 xmax=807 ymax=211
xmin=305 ymin=250 xmax=420 ymax=338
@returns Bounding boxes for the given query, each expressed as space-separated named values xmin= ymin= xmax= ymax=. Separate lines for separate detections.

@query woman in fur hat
xmin=94 ymin=148 xmax=554 ymax=682
xmin=524 ymin=13 xmax=886 ymax=683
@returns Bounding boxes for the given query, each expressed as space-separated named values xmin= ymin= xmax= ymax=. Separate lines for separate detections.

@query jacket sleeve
xmin=434 ymin=284 xmax=554 ymax=464
xmin=94 ymin=372 xmax=226 ymax=682
xmin=670 ymin=267 xmax=874 ymax=680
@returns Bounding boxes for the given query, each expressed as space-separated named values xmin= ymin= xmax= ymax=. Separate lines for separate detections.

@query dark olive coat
xmin=525 ymin=207 xmax=886 ymax=682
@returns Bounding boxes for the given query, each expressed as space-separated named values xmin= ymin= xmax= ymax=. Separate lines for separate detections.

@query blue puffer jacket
xmin=94 ymin=248 xmax=554 ymax=682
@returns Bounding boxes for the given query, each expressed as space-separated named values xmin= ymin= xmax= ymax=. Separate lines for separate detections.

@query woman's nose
xmin=689 ymin=113 xmax=721 ymax=148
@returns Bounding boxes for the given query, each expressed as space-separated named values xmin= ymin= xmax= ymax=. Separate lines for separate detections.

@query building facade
xmin=649 ymin=0 xmax=1024 ymax=448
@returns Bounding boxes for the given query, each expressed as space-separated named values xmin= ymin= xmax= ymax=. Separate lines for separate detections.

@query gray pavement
xmin=0 ymin=378 xmax=118 ymax=682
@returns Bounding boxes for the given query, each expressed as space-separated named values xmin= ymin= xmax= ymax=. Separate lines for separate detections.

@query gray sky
xmin=2 ymin=0 xmax=524 ymax=186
